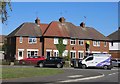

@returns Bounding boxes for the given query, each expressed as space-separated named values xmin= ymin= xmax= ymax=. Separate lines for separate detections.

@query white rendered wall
xmin=109 ymin=42 xmax=120 ymax=50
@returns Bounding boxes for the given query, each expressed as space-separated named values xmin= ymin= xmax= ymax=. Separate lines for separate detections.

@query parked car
xmin=37 ymin=57 xmax=65 ymax=68
xmin=112 ymin=59 xmax=120 ymax=67
xmin=19 ymin=56 xmax=46 ymax=65
xmin=78 ymin=54 xmax=112 ymax=70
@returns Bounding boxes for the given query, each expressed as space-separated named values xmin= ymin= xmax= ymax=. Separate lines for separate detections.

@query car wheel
xmin=82 ymin=64 xmax=86 ymax=69
xmin=103 ymin=65 xmax=108 ymax=70
xmin=57 ymin=64 xmax=62 ymax=68
xmin=39 ymin=63 xmax=43 ymax=68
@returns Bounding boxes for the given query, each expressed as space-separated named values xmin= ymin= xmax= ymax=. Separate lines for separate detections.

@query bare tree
xmin=0 ymin=0 xmax=12 ymax=24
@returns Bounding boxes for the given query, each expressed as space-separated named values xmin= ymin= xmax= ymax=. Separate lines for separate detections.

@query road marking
xmin=111 ymin=68 xmax=119 ymax=70
xmin=108 ymin=72 xmax=118 ymax=76
xmin=59 ymin=74 xmax=104 ymax=83
xmin=68 ymin=75 xmax=83 ymax=78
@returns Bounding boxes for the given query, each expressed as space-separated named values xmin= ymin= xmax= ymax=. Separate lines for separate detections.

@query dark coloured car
xmin=112 ymin=59 xmax=120 ymax=67
xmin=37 ymin=57 xmax=65 ymax=68
xmin=19 ymin=56 xmax=46 ymax=65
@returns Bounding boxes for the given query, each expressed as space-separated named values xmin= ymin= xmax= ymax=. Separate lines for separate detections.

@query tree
xmin=0 ymin=0 xmax=12 ymax=24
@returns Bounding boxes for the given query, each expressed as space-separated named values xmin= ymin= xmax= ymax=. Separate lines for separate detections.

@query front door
xmin=18 ymin=50 xmax=23 ymax=60
xmin=46 ymin=51 xmax=50 ymax=59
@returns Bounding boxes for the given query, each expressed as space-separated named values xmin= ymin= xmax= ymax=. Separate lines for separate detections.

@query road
xmin=1 ymin=66 xmax=120 ymax=84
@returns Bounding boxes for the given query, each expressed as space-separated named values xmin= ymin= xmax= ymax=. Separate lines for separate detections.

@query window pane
xmin=31 ymin=51 xmax=34 ymax=56
xmin=29 ymin=38 xmax=32 ymax=43
xmin=20 ymin=37 xmax=23 ymax=43
xmin=19 ymin=51 xmax=22 ymax=57
xmin=54 ymin=38 xmax=58 ymax=44
xmin=63 ymin=39 xmax=67 ymax=45
xmin=71 ymin=39 xmax=76 ymax=45
xmin=33 ymin=38 xmax=36 ymax=42
xmin=29 ymin=37 xmax=37 ymax=43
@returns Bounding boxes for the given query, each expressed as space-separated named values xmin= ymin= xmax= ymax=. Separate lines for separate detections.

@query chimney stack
xmin=59 ymin=17 xmax=65 ymax=23
xmin=80 ymin=22 xmax=85 ymax=28
xmin=35 ymin=17 xmax=40 ymax=25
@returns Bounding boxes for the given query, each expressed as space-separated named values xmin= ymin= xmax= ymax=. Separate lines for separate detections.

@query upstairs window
xmin=93 ymin=41 xmax=100 ymax=47
xmin=63 ymin=39 xmax=68 ymax=45
xmin=111 ymin=42 xmax=114 ymax=46
xmin=54 ymin=38 xmax=59 ymax=44
xmin=78 ymin=40 xmax=84 ymax=45
xmin=70 ymin=39 xmax=76 ymax=45
xmin=28 ymin=37 xmax=37 ymax=44
xmin=104 ymin=41 xmax=107 ymax=47
xmin=19 ymin=36 xmax=23 ymax=43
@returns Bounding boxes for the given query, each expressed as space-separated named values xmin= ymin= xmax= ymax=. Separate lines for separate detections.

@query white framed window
xmin=70 ymin=50 xmax=76 ymax=59
xmin=70 ymin=39 xmax=76 ymax=45
xmin=27 ymin=49 xmax=38 ymax=58
xmin=18 ymin=51 xmax=23 ymax=57
xmin=28 ymin=37 xmax=37 ymax=44
xmin=78 ymin=51 xmax=84 ymax=59
xmin=104 ymin=41 xmax=107 ymax=47
xmin=78 ymin=40 xmax=84 ymax=45
xmin=62 ymin=50 xmax=68 ymax=57
xmin=19 ymin=36 xmax=23 ymax=43
xmin=93 ymin=41 xmax=100 ymax=47
xmin=63 ymin=39 xmax=68 ymax=45
xmin=53 ymin=50 xmax=59 ymax=57
xmin=54 ymin=38 xmax=59 ymax=44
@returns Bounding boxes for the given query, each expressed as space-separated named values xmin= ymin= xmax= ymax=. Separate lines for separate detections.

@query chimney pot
xmin=80 ymin=22 xmax=85 ymax=28
xmin=35 ymin=17 xmax=40 ymax=25
xmin=59 ymin=17 xmax=65 ymax=23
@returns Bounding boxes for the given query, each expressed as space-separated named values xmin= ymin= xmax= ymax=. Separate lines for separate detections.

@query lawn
xmin=1 ymin=67 xmax=64 ymax=79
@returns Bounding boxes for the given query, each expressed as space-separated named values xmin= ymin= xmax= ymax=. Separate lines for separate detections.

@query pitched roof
xmin=107 ymin=28 xmax=120 ymax=41
xmin=76 ymin=27 xmax=109 ymax=40
xmin=43 ymin=21 xmax=70 ymax=37
xmin=41 ymin=21 xmax=109 ymax=41
xmin=8 ymin=17 xmax=109 ymax=41
xmin=40 ymin=23 xmax=48 ymax=34
xmin=7 ymin=23 xmax=42 ymax=37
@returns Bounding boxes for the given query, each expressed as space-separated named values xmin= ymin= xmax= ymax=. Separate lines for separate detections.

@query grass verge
xmin=1 ymin=67 xmax=64 ymax=79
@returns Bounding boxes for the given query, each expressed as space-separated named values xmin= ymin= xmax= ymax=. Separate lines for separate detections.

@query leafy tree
xmin=0 ymin=0 xmax=12 ymax=24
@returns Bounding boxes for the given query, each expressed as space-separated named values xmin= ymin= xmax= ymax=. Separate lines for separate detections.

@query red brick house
xmin=107 ymin=28 xmax=120 ymax=59
xmin=7 ymin=22 xmax=42 ymax=60
xmin=7 ymin=17 xmax=109 ymax=61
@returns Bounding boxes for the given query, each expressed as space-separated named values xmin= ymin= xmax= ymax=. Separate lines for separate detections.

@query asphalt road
xmin=1 ymin=65 xmax=120 ymax=84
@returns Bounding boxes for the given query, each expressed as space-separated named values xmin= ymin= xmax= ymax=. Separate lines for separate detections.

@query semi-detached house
xmin=7 ymin=17 xmax=109 ymax=61
xmin=107 ymin=28 xmax=120 ymax=59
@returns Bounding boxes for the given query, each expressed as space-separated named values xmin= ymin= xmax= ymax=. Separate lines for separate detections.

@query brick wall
xmin=16 ymin=37 xmax=42 ymax=60
xmin=109 ymin=50 xmax=120 ymax=59
xmin=44 ymin=37 xmax=109 ymax=59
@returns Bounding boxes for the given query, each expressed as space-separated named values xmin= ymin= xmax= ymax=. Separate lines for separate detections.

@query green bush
xmin=1 ymin=60 xmax=10 ymax=65
xmin=1 ymin=60 xmax=21 ymax=65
